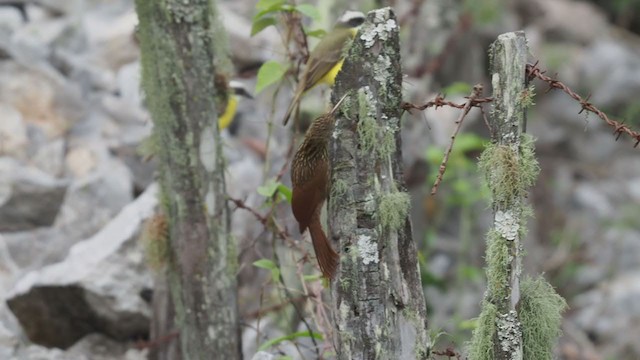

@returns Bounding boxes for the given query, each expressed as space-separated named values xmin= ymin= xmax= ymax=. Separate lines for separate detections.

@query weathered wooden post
xmin=469 ymin=31 xmax=566 ymax=360
xmin=135 ymin=0 xmax=240 ymax=359
xmin=329 ymin=7 xmax=430 ymax=360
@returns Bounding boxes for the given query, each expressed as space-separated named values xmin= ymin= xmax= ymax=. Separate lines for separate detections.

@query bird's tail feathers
xmin=309 ymin=219 xmax=339 ymax=279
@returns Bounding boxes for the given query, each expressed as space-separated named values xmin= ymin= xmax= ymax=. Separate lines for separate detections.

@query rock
xmin=0 ymin=103 xmax=27 ymax=157
xmin=6 ymin=184 xmax=157 ymax=349
xmin=65 ymin=146 xmax=98 ymax=178
xmin=0 ymin=5 xmax=24 ymax=33
xmin=572 ymin=271 xmax=640 ymax=359
xmin=99 ymin=94 xmax=150 ymax=145
xmin=10 ymin=333 xmax=147 ymax=360
xmin=111 ymin=144 xmax=156 ymax=193
xmin=0 ymin=159 xmax=68 ymax=232
xmin=49 ymin=49 xmax=117 ymax=93
xmin=66 ymin=334 xmax=146 ymax=360
xmin=251 ymin=351 xmax=276 ymax=360
xmin=116 ymin=61 xmax=142 ymax=107
xmin=30 ymin=138 xmax=66 ymax=177
xmin=578 ymin=40 xmax=640 ymax=108
xmin=572 ymin=183 xmax=614 ymax=218
xmin=219 ymin=3 xmax=280 ymax=70
xmin=534 ymin=0 xmax=608 ymax=44
xmin=83 ymin=6 xmax=138 ymax=71
xmin=0 ymin=61 xmax=86 ymax=138
xmin=0 ymin=309 xmax=19 ymax=360
xmin=4 ymin=156 xmax=133 ymax=268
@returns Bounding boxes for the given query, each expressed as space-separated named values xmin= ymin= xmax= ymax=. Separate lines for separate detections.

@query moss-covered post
xmin=469 ymin=31 xmax=566 ymax=360
xmin=135 ymin=0 xmax=240 ymax=359
xmin=329 ymin=8 xmax=430 ymax=359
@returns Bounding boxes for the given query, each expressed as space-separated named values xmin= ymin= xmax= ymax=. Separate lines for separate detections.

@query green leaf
xmin=255 ymin=61 xmax=287 ymax=94
xmin=254 ymin=1 xmax=292 ymax=20
xmin=458 ymin=317 xmax=478 ymax=330
xmin=258 ymin=178 xmax=291 ymax=203
xmin=459 ymin=264 xmax=482 ymax=280
xmin=303 ymin=273 xmax=322 ymax=282
xmin=251 ymin=17 xmax=277 ymax=36
xmin=442 ymin=81 xmax=472 ymax=97
xmin=425 ymin=146 xmax=443 ymax=164
xmin=454 ymin=133 xmax=486 ymax=153
xmin=277 ymin=184 xmax=292 ymax=203
xmin=258 ymin=331 xmax=324 ymax=351
xmin=253 ymin=259 xmax=277 ymax=270
xmin=256 ymin=0 xmax=285 ymax=11
xmin=257 ymin=178 xmax=280 ymax=198
xmin=253 ymin=259 xmax=280 ymax=283
xmin=304 ymin=28 xmax=326 ymax=38
xmin=295 ymin=4 xmax=320 ymax=20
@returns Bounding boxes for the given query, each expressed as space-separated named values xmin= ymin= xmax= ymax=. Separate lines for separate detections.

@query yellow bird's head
xmin=219 ymin=80 xmax=253 ymax=131
xmin=335 ymin=11 xmax=365 ymax=34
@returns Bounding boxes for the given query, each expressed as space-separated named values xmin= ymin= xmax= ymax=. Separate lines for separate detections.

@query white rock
xmin=0 ymin=103 xmax=27 ymax=157
xmin=6 ymin=184 xmax=157 ymax=349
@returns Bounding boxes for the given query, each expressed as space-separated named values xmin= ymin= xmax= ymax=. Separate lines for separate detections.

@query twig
xmin=527 ymin=61 xmax=640 ymax=147
xmin=431 ymin=84 xmax=483 ymax=195
xmin=271 ymin=238 xmax=320 ymax=359
xmin=245 ymin=295 xmax=308 ymax=320
xmin=134 ymin=330 xmax=179 ymax=350
xmin=227 ymin=196 xmax=314 ymax=271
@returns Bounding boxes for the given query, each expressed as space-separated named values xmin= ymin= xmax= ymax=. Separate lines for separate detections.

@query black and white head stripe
xmin=337 ymin=11 xmax=365 ymax=28
xmin=229 ymin=80 xmax=254 ymax=99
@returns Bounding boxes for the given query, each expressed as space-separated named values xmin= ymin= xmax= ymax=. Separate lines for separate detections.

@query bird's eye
xmin=348 ymin=17 xmax=365 ymax=27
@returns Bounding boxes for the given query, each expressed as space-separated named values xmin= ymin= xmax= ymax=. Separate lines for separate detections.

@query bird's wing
xmin=302 ymin=29 xmax=352 ymax=91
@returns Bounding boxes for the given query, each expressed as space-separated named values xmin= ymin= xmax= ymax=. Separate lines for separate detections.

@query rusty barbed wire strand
xmin=402 ymin=93 xmax=493 ymax=112
xmin=432 ymin=347 xmax=464 ymax=359
xmin=527 ymin=61 xmax=640 ymax=148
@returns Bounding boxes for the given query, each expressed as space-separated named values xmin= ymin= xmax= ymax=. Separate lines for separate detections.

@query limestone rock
xmin=0 ymin=159 xmax=68 ymax=232
xmin=6 ymin=184 xmax=157 ymax=349
xmin=573 ymin=271 xmax=640 ymax=359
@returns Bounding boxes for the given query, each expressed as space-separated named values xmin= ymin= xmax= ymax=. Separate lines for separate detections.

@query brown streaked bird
xmin=282 ymin=11 xmax=365 ymax=126
xmin=291 ymin=95 xmax=348 ymax=279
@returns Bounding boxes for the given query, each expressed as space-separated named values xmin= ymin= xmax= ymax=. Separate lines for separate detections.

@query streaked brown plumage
xmin=291 ymin=96 xmax=347 ymax=279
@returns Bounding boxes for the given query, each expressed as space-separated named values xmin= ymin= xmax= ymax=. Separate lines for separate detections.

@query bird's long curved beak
xmin=330 ymin=93 xmax=349 ymax=115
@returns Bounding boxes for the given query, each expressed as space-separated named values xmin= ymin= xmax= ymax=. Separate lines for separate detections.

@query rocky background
xmin=0 ymin=0 xmax=639 ymax=359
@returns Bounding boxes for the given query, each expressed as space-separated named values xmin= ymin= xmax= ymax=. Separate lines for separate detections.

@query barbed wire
xmin=402 ymin=93 xmax=493 ymax=112
xmin=526 ymin=61 xmax=640 ymax=148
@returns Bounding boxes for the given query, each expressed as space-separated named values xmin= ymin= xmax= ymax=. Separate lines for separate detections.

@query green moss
xmin=357 ymin=87 xmax=378 ymax=154
xmin=478 ymin=134 xmax=539 ymax=207
xmin=332 ymin=178 xmax=350 ymax=199
xmin=485 ymin=229 xmax=510 ymax=302
xmin=520 ymin=277 xmax=567 ymax=360
xmin=378 ymin=115 xmax=398 ymax=158
xmin=468 ymin=301 xmax=497 ymax=360
xmin=378 ymin=191 xmax=410 ymax=231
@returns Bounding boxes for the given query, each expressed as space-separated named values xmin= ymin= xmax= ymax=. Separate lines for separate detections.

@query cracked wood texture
xmin=488 ymin=31 xmax=528 ymax=360
xmin=329 ymin=8 xmax=430 ymax=360
xmin=135 ymin=0 xmax=240 ymax=359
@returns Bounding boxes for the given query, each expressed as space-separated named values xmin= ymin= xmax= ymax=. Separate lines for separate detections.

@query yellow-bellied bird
xmin=219 ymin=80 xmax=253 ymax=130
xmin=282 ymin=11 xmax=365 ymax=125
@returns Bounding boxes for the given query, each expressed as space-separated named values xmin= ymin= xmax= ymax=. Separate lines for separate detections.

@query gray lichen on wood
xmin=470 ymin=31 xmax=530 ymax=360
xmin=329 ymin=7 xmax=429 ymax=360
xmin=135 ymin=0 xmax=240 ymax=359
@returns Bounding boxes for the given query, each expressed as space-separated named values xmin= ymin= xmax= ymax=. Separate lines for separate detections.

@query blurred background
xmin=0 ymin=0 xmax=639 ymax=359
